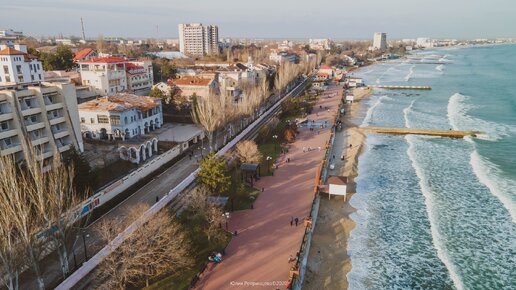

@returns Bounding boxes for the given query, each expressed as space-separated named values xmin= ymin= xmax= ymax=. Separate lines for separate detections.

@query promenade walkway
xmin=196 ymin=83 xmax=343 ymax=290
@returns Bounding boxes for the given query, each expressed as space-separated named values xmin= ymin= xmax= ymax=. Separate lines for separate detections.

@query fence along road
xmin=55 ymin=76 xmax=311 ymax=290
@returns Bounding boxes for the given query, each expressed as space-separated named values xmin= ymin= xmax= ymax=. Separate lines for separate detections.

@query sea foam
xmin=405 ymin=135 xmax=465 ymax=290
xmin=447 ymin=92 xmax=516 ymax=222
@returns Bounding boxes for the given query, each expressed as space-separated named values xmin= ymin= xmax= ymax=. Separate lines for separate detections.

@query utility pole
xmin=81 ymin=17 xmax=86 ymax=41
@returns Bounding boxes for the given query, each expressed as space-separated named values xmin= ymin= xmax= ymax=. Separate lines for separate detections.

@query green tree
xmin=41 ymin=45 xmax=74 ymax=71
xmin=149 ymin=87 xmax=165 ymax=99
xmin=62 ymin=148 xmax=96 ymax=195
xmin=161 ymin=61 xmax=177 ymax=80
xmin=197 ymin=153 xmax=231 ymax=194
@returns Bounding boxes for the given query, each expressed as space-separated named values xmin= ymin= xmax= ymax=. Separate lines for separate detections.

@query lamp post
xmin=272 ymin=135 xmax=278 ymax=153
xmin=266 ymin=156 xmax=272 ymax=173
xmin=222 ymin=212 xmax=231 ymax=230
xmin=80 ymin=230 xmax=90 ymax=261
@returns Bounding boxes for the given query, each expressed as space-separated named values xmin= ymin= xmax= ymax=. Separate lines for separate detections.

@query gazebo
xmin=240 ymin=163 xmax=260 ymax=187
xmin=320 ymin=175 xmax=348 ymax=201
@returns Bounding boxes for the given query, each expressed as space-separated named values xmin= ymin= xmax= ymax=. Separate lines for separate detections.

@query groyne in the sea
xmin=360 ymin=127 xmax=481 ymax=138
xmin=369 ymin=85 xmax=432 ymax=90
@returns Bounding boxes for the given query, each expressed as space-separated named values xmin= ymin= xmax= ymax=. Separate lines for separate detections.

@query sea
xmin=347 ymin=44 xmax=516 ymax=290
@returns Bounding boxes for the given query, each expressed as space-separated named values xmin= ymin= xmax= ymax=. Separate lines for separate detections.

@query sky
xmin=1 ymin=0 xmax=515 ymax=39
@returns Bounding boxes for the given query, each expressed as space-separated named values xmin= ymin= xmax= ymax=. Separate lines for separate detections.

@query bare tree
xmin=27 ymin=153 xmax=85 ymax=278
xmin=186 ymin=188 xmax=224 ymax=242
xmin=191 ymin=94 xmax=222 ymax=152
xmin=0 ymin=152 xmax=45 ymax=290
xmin=96 ymin=35 xmax=105 ymax=53
xmin=0 ymin=143 xmax=87 ymax=289
xmin=274 ymin=62 xmax=301 ymax=94
xmin=235 ymin=140 xmax=262 ymax=164
xmin=94 ymin=204 xmax=193 ymax=289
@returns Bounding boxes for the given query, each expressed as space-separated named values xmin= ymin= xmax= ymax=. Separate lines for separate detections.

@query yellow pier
xmin=360 ymin=127 xmax=481 ymax=138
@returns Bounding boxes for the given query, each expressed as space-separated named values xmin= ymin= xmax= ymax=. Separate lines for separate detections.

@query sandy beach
xmin=304 ymin=86 xmax=371 ymax=290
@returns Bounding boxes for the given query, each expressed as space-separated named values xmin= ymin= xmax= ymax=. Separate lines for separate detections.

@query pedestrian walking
xmin=295 ymin=217 xmax=299 ymax=226
xmin=287 ymin=157 xmax=291 ymax=162
xmin=155 ymin=196 xmax=159 ymax=203
xmin=290 ymin=216 xmax=294 ymax=226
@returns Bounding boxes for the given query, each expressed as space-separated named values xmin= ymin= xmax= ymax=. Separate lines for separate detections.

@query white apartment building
xmin=0 ymin=44 xmax=44 ymax=85
xmin=0 ymin=44 xmax=84 ymax=164
xmin=373 ymin=32 xmax=387 ymax=50
xmin=0 ymin=29 xmax=23 ymax=38
xmin=78 ymin=93 xmax=162 ymax=141
xmin=178 ymin=23 xmax=219 ymax=56
xmin=416 ymin=37 xmax=434 ymax=48
xmin=78 ymin=57 xmax=153 ymax=96
xmin=309 ymin=39 xmax=332 ymax=50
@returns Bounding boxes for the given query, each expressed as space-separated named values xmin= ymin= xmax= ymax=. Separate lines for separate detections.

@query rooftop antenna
xmin=81 ymin=17 xmax=86 ymax=40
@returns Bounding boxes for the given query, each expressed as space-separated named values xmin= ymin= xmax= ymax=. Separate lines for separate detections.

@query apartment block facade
xmin=178 ymin=23 xmax=219 ymax=56
xmin=79 ymin=57 xmax=153 ymax=96
xmin=0 ymin=44 xmax=83 ymax=164
xmin=373 ymin=32 xmax=387 ymax=50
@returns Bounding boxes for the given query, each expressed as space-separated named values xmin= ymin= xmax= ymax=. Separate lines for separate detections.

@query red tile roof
xmin=0 ymin=47 xmax=26 ymax=56
xmin=73 ymin=48 xmax=95 ymax=61
xmin=168 ymin=76 xmax=213 ymax=87
xmin=80 ymin=56 xmax=126 ymax=63
xmin=319 ymin=65 xmax=332 ymax=70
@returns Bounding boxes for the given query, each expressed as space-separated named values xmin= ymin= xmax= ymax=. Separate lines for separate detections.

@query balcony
xmin=0 ymin=112 xmax=14 ymax=122
xmin=0 ymin=144 xmax=22 ymax=156
xmin=58 ymin=144 xmax=71 ymax=153
xmin=21 ymin=107 xmax=42 ymax=117
xmin=49 ymin=117 xmax=65 ymax=125
xmin=0 ymin=128 xmax=18 ymax=139
xmin=31 ymin=136 xmax=49 ymax=147
xmin=26 ymin=122 xmax=45 ymax=132
xmin=53 ymin=130 xmax=69 ymax=139
xmin=36 ymin=150 xmax=54 ymax=161
xmin=46 ymin=103 xmax=63 ymax=111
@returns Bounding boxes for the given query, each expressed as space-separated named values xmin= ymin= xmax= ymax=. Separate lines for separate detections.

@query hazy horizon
xmin=2 ymin=0 xmax=515 ymax=39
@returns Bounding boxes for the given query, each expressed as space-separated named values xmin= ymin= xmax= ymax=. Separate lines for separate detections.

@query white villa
xmin=78 ymin=93 xmax=162 ymax=140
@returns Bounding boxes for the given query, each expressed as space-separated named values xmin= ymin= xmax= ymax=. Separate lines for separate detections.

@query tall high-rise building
xmin=0 ymin=44 xmax=84 ymax=164
xmin=373 ymin=32 xmax=387 ymax=50
xmin=178 ymin=23 xmax=219 ymax=56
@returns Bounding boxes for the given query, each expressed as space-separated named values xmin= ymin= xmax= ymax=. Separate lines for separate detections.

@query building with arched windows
xmin=78 ymin=93 xmax=162 ymax=141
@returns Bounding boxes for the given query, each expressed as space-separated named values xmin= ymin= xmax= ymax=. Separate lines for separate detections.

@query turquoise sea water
xmin=347 ymin=45 xmax=516 ymax=290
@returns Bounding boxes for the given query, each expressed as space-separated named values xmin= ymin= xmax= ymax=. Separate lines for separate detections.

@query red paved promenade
xmin=196 ymin=84 xmax=343 ymax=290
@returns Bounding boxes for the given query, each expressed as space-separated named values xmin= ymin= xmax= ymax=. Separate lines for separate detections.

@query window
xmin=16 ymin=65 xmax=22 ymax=74
xmin=3 ymin=65 xmax=8 ymax=74
xmin=110 ymin=115 xmax=121 ymax=125
xmin=80 ymin=117 xmax=85 ymax=123
xmin=4 ymin=138 xmax=12 ymax=146
xmin=1 ymin=121 xmax=8 ymax=131
xmin=90 ymin=118 xmax=95 ymax=124
xmin=97 ymin=115 xmax=109 ymax=124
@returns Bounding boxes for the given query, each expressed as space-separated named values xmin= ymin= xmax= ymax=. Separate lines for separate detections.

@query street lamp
xmin=222 ymin=212 xmax=231 ymax=230
xmin=272 ymin=135 xmax=278 ymax=153
xmin=80 ymin=230 xmax=90 ymax=261
xmin=266 ymin=156 xmax=272 ymax=173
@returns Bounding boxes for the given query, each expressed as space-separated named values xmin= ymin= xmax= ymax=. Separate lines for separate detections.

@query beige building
xmin=168 ymin=76 xmax=219 ymax=99
xmin=0 ymin=82 xmax=84 ymax=164
xmin=178 ymin=23 xmax=219 ymax=56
